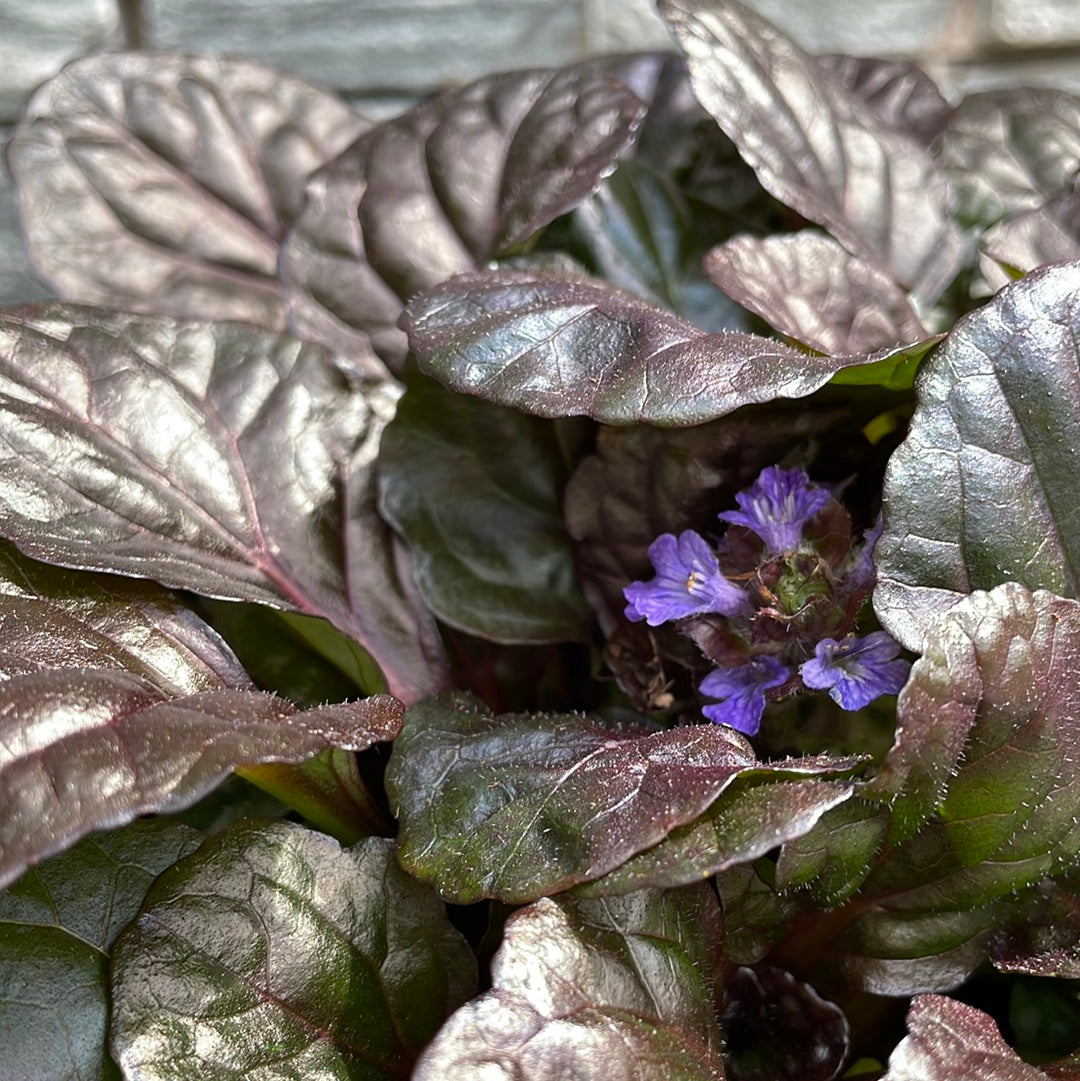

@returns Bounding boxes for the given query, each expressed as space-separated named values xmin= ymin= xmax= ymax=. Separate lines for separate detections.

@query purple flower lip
xmin=699 ymin=654 xmax=790 ymax=736
xmin=718 ymin=466 xmax=830 ymax=555
xmin=799 ymin=631 xmax=910 ymax=711
xmin=624 ymin=529 xmax=751 ymax=626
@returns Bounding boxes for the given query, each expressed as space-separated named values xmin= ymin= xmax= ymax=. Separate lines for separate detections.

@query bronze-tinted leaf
xmin=0 ymin=304 xmax=447 ymax=702
xmin=704 ymin=231 xmax=926 ymax=354
xmin=875 ymin=261 xmax=1080 ymax=649
xmin=404 ymin=268 xmax=920 ymax=426
xmin=388 ymin=691 xmax=860 ymax=903
xmin=414 ymin=887 xmax=726 ymax=1080
xmin=280 ymin=65 xmax=645 ymax=369
xmin=8 ymin=52 xmax=367 ymax=331
xmin=659 ymin=0 xmax=963 ymax=303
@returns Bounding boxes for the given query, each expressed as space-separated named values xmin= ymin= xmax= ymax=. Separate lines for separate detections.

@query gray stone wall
xmin=4 ymin=0 xmax=1080 ymax=304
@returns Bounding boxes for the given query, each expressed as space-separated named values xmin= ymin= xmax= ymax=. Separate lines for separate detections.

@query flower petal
xmin=700 ymin=654 xmax=790 ymax=735
xmin=718 ymin=466 xmax=830 ymax=554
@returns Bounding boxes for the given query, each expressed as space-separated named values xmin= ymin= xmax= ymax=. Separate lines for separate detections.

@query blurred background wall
xmin=5 ymin=0 xmax=1080 ymax=304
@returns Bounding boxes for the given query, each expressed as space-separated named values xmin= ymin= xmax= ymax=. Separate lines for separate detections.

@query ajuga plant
xmin=5 ymin=0 xmax=1080 ymax=1077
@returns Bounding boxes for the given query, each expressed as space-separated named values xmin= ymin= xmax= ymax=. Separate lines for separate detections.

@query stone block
xmin=988 ymin=0 xmax=1080 ymax=48
xmin=143 ymin=0 xmax=585 ymax=94
xmin=0 ymin=0 xmax=122 ymax=121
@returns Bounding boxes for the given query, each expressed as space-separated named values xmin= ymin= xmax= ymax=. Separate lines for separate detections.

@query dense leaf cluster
xmin=3 ymin=0 xmax=1080 ymax=1077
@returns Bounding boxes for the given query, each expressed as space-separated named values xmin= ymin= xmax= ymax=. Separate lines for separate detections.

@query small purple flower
xmin=624 ymin=530 xmax=751 ymax=626
xmin=699 ymin=654 xmax=790 ymax=736
xmin=718 ymin=466 xmax=830 ymax=555
xmin=799 ymin=631 xmax=910 ymax=711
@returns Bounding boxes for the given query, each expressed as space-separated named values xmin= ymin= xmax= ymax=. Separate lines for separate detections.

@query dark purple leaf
xmin=0 ymin=529 xmax=403 ymax=888
xmin=883 ymin=995 xmax=1051 ymax=1081
xmin=0 ymin=671 xmax=401 ymax=891
xmin=658 ymin=0 xmax=964 ymax=304
xmin=936 ymin=88 xmax=1080 ymax=230
xmin=874 ymin=261 xmax=1080 ymax=649
xmin=414 ymin=886 xmax=726 ymax=1080
xmin=377 ymin=371 xmax=591 ymax=643
xmin=404 ymin=268 xmax=920 ymax=426
xmin=0 ymin=304 xmax=447 ymax=702
xmin=704 ymin=231 xmax=927 ymax=354
xmin=386 ymin=691 xmax=861 ymax=904
xmin=280 ymin=65 xmax=645 ymax=370
xmin=7 ymin=52 xmax=367 ymax=333
xmin=830 ymin=585 xmax=1080 ymax=994
xmin=817 ymin=54 xmax=952 ymax=145
xmin=982 ymin=187 xmax=1080 ymax=286
xmin=721 ymin=966 xmax=849 ymax=1081
xmin=0 ymin=820 xmax=203 ymax=1081
xmin=111 ymin=823 xmax=477 ymax=1080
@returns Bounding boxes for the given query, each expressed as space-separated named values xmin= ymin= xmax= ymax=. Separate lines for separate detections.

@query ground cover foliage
xmin=3 ymin=0 xmax=1080 ymax=1076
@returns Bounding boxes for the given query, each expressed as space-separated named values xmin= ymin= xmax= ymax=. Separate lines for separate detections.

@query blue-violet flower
xmin=624 ymin=530 xmax=751 ymax=626
xmin=799 ymin=631 xmax=910 ymax=711
xmin=717 ymin=465 xmax=830 ymax=555
xmin=699 ymin=654 xmax=790 ymax=736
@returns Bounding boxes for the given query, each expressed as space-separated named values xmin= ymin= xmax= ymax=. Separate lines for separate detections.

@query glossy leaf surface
xmin=659 ymin=0 xmax=963 ymax=303
xmin=378 ymin=371 xmax=590 ymax=642
xmin=111 ymin=823 xmax=477 ymax=1080
xmin=404 ymin=268 xmax=906 ymax=426
xmin=8 ymin=53 xmax=367 ymax=330
xmin=281 ymin=64 xmax=644 ymax=369
xmin=0 ymin=539 xmax=402 ymax=887
xmin=0 ymin=304 xmax=445 ymax=701
xmin=704 ymin=231 xmax=926 ymax=354
xmin=574 ymin=773 xmax=858 ymax=897
xmin=875 ymin=261 xmax=1080 ymax=649
xmin=834 ymin=585 xmax=1080 ymax=993
xmin=388 ymin=692 xmax=860 ymax=903
xmin=414 ymin=887 xmax=726 ymax=1080
xmin=0 ymin=821 xmax=202 ymax=1081
xmin=883 ymin=994 xmax=1052 ymax=1081
xmin=817 ymin=54 xmax=952 ymax=145
xmin=936 ymin=87 xmax=1080 ymax=229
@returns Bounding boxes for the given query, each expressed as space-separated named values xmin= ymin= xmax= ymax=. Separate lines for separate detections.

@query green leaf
xmin=110 ymin=821 xmax=478 ymax=1081
xmin=774 ymin=799 xmax=889 ymax=906
xmin=378 ymin=371 xmax=591 ymax=643
xmin=414 ymin=886 xmax=726 ymax=1080
xmin=875 ymin=260 xmax=1080 ymax=649
xmin=574 ymin=772 xmax=859 ymax=897
xmin=0 ymin=820 xmax=203 ymax=1081
xmin=387 ymin=691 xmax=862 ymax=903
